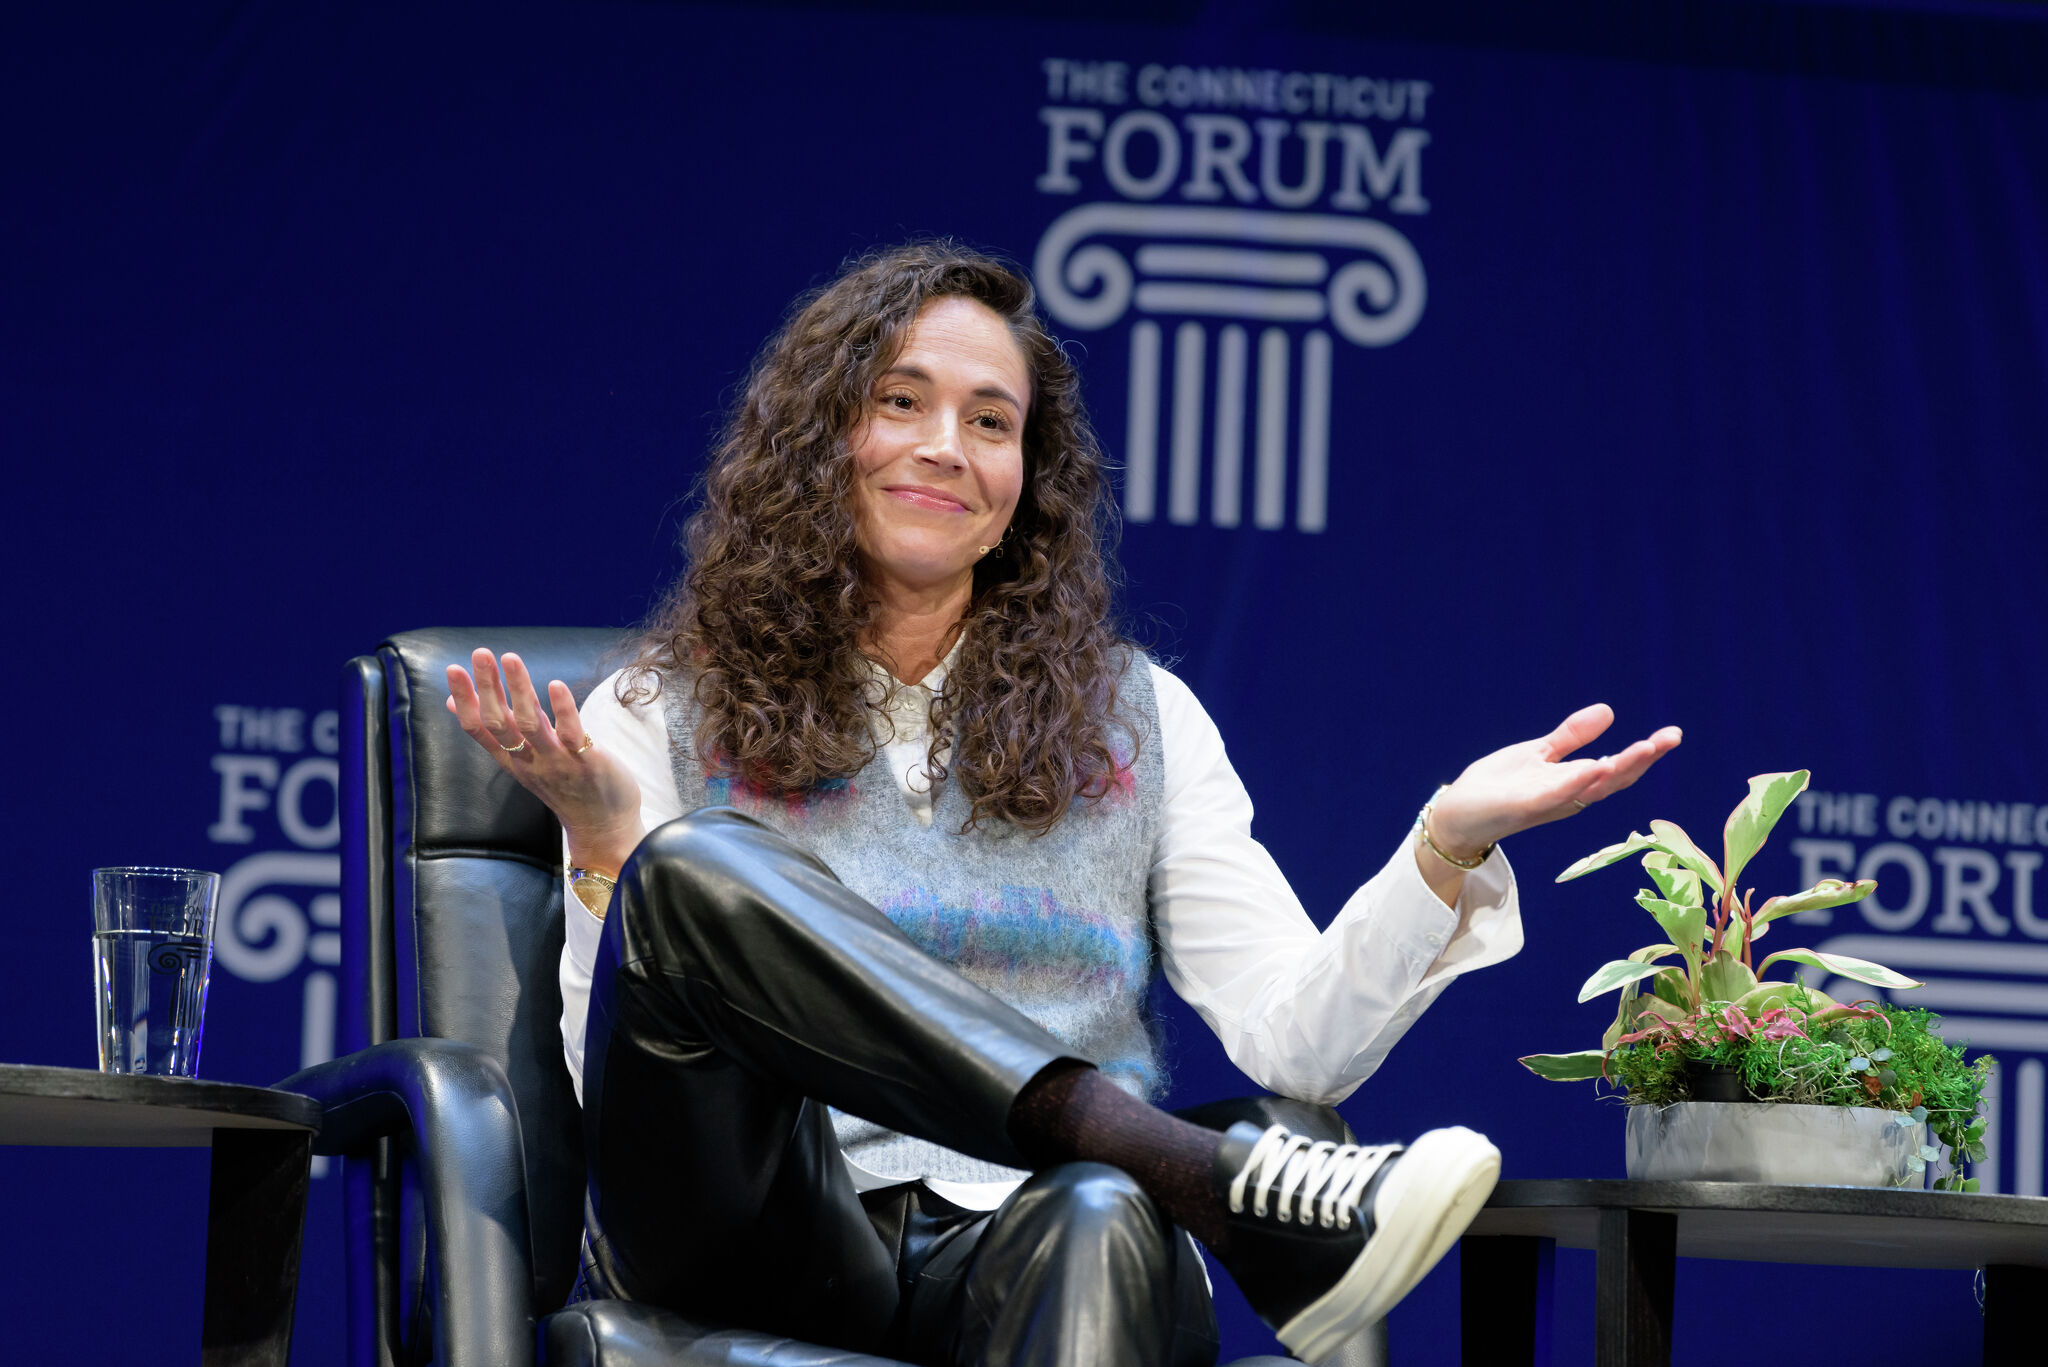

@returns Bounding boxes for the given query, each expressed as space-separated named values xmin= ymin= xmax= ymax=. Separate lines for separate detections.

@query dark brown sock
xmin=1007 ymin=1061 xmax=1231 ymax=1250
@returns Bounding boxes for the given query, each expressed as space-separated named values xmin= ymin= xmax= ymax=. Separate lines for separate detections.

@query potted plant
xmin=1520 ymin=770 xmax=1994 ymax=1190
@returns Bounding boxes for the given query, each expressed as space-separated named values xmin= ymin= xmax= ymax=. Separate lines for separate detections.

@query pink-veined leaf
xmin=1751 ymin=1008 xmax=1811 ymax=1043
xmin=1614 ymin=1019 xmax=1684 ymax=1048
xmin=1806 ymin=1002 xmax=1886 ymax=1028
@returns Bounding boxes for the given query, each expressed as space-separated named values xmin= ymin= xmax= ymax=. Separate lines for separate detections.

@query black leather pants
xmin=577 ymin=808 xmax=1218 ymax=1367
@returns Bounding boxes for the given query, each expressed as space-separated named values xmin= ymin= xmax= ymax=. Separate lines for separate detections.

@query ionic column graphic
xmin=1125 ymin=321 xmax=1162 ymax=522
xmin=1169 ymin=323 xmax=1207 ymax=525
xmin=1039 ymin=205 xmax=1431 ymax=532
xmin=1980 ymin=1058 xmax=2003 ymax=1192
xmin=1254 ymin=328 xmax=1290 ymax=530
xmin=1125 ymin=321 xmax=1340 ymax=533
xmin=1210 ymin=325 xmax=1248 ymax=528
xmin=302 ymin=969 xmax=336 ymax=1177
xmin=1297 ymin=330 xmax=1333 ymax=534
xmin=2018 ymin=1058 xmax=2043 ymax=1197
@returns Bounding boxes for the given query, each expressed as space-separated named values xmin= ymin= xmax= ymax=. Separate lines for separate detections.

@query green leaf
xmin=1606 ymin=983 xmax=1650 ymax=1049
xmin=1518 ymin=1050 xmax=1609 ymax=1081
xmin=1578 ymin=958 xmax=1674 ymax=1003
xmin=1642 ymin=852 xmax=1704 ymax=908
xmin=1732 ymin=981 xmax=1806 ymax=1015
xmin=1602 ymin=949 xmax=1678 ymax=1046
xmin=1723 ymin=771 xmax=1811 ymax=894
xmin=1699 ymin=949 xmax=1759 ymax=1004
xmin=1557 ymin=831 xmax=1661 ymax=883
xmin=1601 ymin=1012 xmax=1628 ymax=1052
xmin=1634 ymin=994 xmax=1691 ymax=1025
xmin=1648 ymin=820 xmax=1725 ymax=897
xmin=1650 ymin=969 xmax=1692 ymax=1009
xmin=1636 ymin=894 xmax=1708 ymax=952
xmin=1754 ymin=878 xmax=1878 ymax=926
xmin=1755 ymin=948 xmax=1924 ymax=991
xmin=1636 ymin=894 xmax=1707 ymax=1006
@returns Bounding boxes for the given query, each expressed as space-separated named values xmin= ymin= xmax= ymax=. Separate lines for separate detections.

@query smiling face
xmin=848 ymin=295 xmax=1031 ymax=601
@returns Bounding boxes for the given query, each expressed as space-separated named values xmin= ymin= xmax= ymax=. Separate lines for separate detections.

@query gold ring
xmin=1570 ymin=798 xmax=1587 ymax=811
xmin=573 ymin=736 xmax=595 ymax=756
xmin=498 ymin=737 xmax=528 ymax=754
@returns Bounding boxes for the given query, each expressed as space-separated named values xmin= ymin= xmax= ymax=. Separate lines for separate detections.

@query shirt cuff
xmin=1426 ymin=846 xmax=1523 ymax=987
xmin=563 ymin=878 xmax=606 ymax=971
xmin=1338 ymin=836 xmax=1523 ymax=988
xmin=1342 ymin=839 xmax=1464 ymax=977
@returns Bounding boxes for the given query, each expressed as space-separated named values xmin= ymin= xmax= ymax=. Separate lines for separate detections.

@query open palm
xmin=1429 ymin=704 xmax=1682 ymax=857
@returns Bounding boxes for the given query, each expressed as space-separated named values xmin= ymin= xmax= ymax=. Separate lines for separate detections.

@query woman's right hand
xmin=445 ymin=648 xmax=645 ymax=873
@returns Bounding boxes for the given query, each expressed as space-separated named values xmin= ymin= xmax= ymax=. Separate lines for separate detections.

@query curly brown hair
xmin=626 ymin=240 xmax=1137 ymax=833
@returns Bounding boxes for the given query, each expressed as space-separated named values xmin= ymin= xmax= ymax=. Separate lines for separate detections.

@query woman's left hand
xmin=1426 ymin=704 xmax=1683 ymax=861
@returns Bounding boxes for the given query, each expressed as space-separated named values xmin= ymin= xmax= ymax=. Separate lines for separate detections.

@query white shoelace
xmin=1226 ymin=1126 xmax=1402 ymax=1230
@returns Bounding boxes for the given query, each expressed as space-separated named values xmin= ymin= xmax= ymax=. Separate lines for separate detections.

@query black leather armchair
xmin=280 ymin=628 xmax=1333 ymax=1367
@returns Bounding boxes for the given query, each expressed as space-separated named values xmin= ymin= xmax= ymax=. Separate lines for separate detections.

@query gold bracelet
xmin=1417 ymin=803 xmax=1493 ymax=871
xmin=568 ymin=866 xmax=618 ymax=919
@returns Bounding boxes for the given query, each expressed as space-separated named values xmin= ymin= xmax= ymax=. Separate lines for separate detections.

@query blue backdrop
xmin=4 ymin=2 xmax=2045 ymax=1363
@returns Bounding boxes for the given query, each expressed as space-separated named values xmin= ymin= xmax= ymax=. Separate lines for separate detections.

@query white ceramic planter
xmin=1624 ymin=1102 xmax=1928 ymax=1187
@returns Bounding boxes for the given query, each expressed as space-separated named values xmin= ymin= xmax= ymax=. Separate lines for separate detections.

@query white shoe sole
xmin=1275 ymin=1125 xmax=1502 ymax=1365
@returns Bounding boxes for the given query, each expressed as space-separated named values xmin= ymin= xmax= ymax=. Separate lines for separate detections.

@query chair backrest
xmin=342 ymin=626 xmax=627 ymax=1323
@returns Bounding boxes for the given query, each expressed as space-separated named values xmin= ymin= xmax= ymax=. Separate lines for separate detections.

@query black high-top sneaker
xmin=1209 ymin=1121 xmax=1501 ymax=1364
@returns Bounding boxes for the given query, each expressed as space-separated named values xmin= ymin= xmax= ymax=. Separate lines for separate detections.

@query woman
xmin=446 ymin=242 xmax=1680 ymax=1366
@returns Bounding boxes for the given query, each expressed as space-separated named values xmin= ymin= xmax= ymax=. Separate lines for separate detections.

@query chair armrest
xmin=279 ymin=1038 xmax=538 ymax=1367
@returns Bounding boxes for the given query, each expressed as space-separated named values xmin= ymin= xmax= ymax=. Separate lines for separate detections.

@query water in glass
xmin=94 ymin=927 xmax=214 ymax=1074
xmin=91 ymin=867 xmax=219 ymax=1077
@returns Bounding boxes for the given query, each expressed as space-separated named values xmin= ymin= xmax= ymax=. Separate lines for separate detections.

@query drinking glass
xmin=92 ymin=867 xmax=220 ymax=1076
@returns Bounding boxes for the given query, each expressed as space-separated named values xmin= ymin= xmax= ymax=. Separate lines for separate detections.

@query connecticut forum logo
xmin=1032 ymin=57 xmax=1432 ymax=533
xmin=1787 ymin=787 xmax=2048 ymax=1193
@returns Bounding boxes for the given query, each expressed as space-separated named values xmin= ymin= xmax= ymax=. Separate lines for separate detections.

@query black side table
xmin=1461 ymin=1179 xmax=2048 ymax=1367
xmin=0 ymin=1062 xmax=321 ymax=1366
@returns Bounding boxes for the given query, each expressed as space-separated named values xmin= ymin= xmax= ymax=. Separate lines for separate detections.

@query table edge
xmin=0 ymin=1063 xmax=320 ymax=1133
xmin=1486 ymin=1177 xmax=2048 ymax=1226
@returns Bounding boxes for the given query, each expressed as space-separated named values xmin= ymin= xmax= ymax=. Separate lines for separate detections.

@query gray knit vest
xmin=662 ymin=656 xmax=1166 ymax=1184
